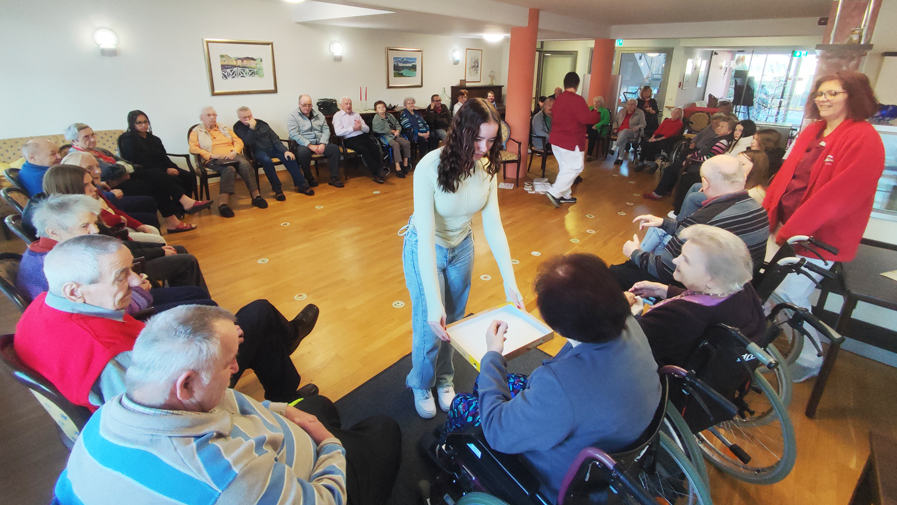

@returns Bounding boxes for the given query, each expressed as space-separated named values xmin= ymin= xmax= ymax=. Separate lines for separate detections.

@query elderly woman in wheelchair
xmin=627 ymin=225 xmax=766 ymax=367
xmin=440 ymin=253 xmax=662 ymax=500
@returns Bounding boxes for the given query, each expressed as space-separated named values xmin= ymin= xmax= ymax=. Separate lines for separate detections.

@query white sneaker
xmin=437 ymin=384 xmax=456 ymax=412
xmin=413 ymin=388 xmax=437 ymax=419
xmin=789 ymin=362 xmax=821 ymax=383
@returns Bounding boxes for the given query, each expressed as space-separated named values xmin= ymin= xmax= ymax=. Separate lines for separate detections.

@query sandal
xmin=167 ymin=223 xmax=197 ymax=234
xmin=184 ymin=200 xmax=213 ymax=214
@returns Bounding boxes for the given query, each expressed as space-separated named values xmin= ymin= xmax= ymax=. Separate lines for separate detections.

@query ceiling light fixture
xmin=483 ymin=34 xmax=505 ymax=43
xmin=330 ymin=41 xmax=343 ymax=61
xmin=646 ymin=52 xmax=660 ymax=57
xmin=283 ymin=0 xmax=306 ymax=3
xmin=93 ymin=27 xmax=119 ymax=56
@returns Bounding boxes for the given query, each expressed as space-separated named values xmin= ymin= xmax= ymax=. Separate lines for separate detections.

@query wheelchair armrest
xmin=660 ymin=365 xmax=739 ymax=423
xmin=557 ymin=447 xmax=657 ymax=505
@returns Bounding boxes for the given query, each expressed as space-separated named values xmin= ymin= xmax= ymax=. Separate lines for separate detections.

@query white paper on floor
xmin=498 ymin=182 xmax=514 ymax=190
xmin=531 ymin=178 xmax=551 ymax=194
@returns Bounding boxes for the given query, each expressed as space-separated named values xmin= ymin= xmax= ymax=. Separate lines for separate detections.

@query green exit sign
xmin=793 ymin=50 xmax=809 ymax=57
xmin=616 ymin=39 xmax=624 ymax=46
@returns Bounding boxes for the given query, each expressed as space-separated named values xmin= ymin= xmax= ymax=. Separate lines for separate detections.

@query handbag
xmin=317 ymin=98 xmax=339 ymax=116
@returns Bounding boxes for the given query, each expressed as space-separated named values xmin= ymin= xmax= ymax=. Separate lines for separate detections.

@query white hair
xmin=700 ymin=155 xmax=745 ymax=187
xmin=126 ymin=305 xmax=236 ymax=391
xmin=679 ymin=224 xmax=752 ymax=294
xmin=404 ymin=97 xmax=416 ymax=106
xmin=339 ymin=96 xmax=352 ymax=105
xmin=627 ymin=98 xmax=637 ymax=105
xmin=63 ymin=123 xmax=90 ymax=142
xmin=60 ymin=151 xmax=94 ymax=168
xmin=22 ymin=138 xmax=55 ymax=159
xmin=199 ymin=106 xmax=216 ymax=117
xmin=44 ymin=234 xmax=122 ymax=296
xmin=594 ymin=96 xmax=604 ymax=107
xmin=32 ymin=195 xmax=100 ymax=239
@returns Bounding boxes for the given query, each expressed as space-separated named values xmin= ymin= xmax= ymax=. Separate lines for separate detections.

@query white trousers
xmin=549 ymin=145 xmax=584 ymax=199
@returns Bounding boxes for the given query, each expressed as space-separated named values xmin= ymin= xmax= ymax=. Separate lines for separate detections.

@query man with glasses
xmin=426 ymin=94 xmax=452 ymax=141
xmin=287 ymin=94 xmax=345 ymax=188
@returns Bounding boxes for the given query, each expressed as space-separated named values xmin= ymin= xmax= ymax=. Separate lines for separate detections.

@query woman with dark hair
xmin=637 ymin=85 xmax=660 ymax=137
xmin=402 ymin=97 xmax=524 ymax=419
xmin=751 ymin=129 xmax=786 ymax=176
xmin=119 ymin=110 xmax=199 ymax=200
xmin=763 ymin=70 xmax=885 ymax=382
xmin=726 ymin=119 xmax=757 ymax=156
xmin=741 ymin=149 xmax=770 ymax=203
xmin=444 ymin=253 xmax=661 ymax=499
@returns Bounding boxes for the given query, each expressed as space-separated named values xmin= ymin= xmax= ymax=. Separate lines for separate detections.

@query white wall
xmin=0 ymin=0 xmax=506 ymax=154
xmin=704 ymin=51 xmax=734 ymax=102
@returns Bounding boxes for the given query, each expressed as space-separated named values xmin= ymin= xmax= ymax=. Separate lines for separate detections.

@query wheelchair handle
xmin=715 ymin=324 xmax=777 ymax=369
xmin=768 ymin=303 xmax=845 ymax=345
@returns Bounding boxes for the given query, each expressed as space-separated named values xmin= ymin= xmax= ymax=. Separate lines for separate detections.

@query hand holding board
xmin=446 ymin=304 xmax=553 ymax=370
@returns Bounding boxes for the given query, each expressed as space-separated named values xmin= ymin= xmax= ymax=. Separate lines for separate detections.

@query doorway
xmin=536 ymin=51 xmax=578 ymax=99
xmin=612 ymin=49 xmax=672 ymax=111
xmin=728 ymin=51 xmax=819 ymax=125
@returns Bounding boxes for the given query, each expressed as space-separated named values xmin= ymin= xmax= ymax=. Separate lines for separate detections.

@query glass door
xmin=728 ymin=52 xmax=818 ymax=126
xmin=536 ymin=51 xmax=578 ymax=98
xmin=613 ymin=50 xmax=672 ymax=110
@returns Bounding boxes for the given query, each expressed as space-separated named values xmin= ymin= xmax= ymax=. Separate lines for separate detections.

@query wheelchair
xmin=428 ymin=366 xmax=733 ymax=505
xmin=668 ymin=323 xmax=797 ymax=485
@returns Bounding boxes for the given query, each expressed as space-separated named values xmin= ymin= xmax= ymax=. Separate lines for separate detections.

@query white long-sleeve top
xmin=332 ymin=110 xmax=369 ymax=139
xmin=412 ymin=148 xmax=521 ymax=322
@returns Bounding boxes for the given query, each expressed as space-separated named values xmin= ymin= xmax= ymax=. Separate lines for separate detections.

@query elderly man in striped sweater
xmin=54 ymin=304 xmax=401 ymax=505
xmin=609 ymin=155 xmax=769 ymax=290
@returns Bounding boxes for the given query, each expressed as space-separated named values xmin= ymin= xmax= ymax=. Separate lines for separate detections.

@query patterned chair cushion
xmin=500 ymin=150 xmax=519 ymax=161
xmin=0 ymin=130 xmax=123 ymax=163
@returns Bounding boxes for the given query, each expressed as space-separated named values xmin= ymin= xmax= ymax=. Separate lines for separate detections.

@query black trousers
xmin=297 ymin=395 xmax=402 ymax=505
xmin=143 ymin=247 xmax=207 ymax=289
xmin=343 ymin=135 xmax=384 ymax=177
xmin=295 ymin=143 xmax=342 ymax=180
xmin=229 ymin=299 xmax=302 ymax=401
xmin=609 ymin=260 xmax=662 ymax=291
xmin=414 ymin=135 xmax=439 ymax=159
xmin=639 ymin=137 xmax=678 ymax=162
xmin=116 ymin=167 xmax=189 ymax=217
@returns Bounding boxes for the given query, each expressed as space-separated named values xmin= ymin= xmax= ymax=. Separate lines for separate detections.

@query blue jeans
xmin=254 ymin=148 xmax=308 ymax=191
xmin=403 ymin=221 xmax=474 ymax=390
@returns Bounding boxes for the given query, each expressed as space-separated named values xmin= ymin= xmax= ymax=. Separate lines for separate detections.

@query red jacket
xmin=14 ymin=293 xmax=144 ymax=411
xmin=652 ymin=119 xmax=684 ymax=139
xmin=549 ymin=91 xmax=600 ymax=151
xmin=763 ymin=119 xmax=885 ymax=261
xmin=98 ymin=193 xmax=143 ymax=230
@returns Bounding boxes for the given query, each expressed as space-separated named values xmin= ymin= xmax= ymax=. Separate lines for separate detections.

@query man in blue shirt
xmin=19 ymin=138 xmax=61 ymax=196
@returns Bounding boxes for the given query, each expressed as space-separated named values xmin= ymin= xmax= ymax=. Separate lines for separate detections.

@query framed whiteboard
xmin=447 ymin=304 xmax=554 ymax=370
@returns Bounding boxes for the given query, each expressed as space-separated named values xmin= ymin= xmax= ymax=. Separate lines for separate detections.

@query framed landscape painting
xmin=387 ymin=47 xmax=423 ymax=88
xmin=204 ymin=39 xmax=278 ymax=96
xmin=465 ymin=48 xmax=483 ymax=83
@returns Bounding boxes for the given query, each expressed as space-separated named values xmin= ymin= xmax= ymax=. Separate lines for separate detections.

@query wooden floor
xmin=1 ymin=154 xmax=895 ymax=504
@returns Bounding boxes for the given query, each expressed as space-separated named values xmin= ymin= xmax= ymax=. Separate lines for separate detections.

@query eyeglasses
xmin=135 ymin=121 xmax=149 ymax=125
xmin=811 ymin=90 xmax=847 ymax=100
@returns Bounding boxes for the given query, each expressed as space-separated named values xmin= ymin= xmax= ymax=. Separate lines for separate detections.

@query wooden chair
xmin=330 ymin=133 xmax=361 ymax=179
xmin=527 ymin=133 xmax=551 ymax=179
xmin=5 ymin=214 xmax=36 ymax=246
xmin=686 ymin=111 xmax=712 ymax=134
xmin=187 ymin=124 xmax=213 ymax=201
xmin=1 ymin=187 xmax=30 ymax=215
xmin=0 ymin=253 xmax=28 ymax=313
xmin=499 ymin=121 xmax=522 ymax=187
xmin=0 ymin=334 xmax=92 ymax=450
xmin=240 ymin=139 xmax=294 ymax=190
xmin=3 ymin=168 xmax=27 ymax=194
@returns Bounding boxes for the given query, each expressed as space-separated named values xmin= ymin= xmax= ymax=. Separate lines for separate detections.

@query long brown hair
xmin=43 ymin=164 xmax=91 ymax=195
xmin=437 ymin=98 xmax=501 ymax=193
xmin=805 ymin=71 xmax=879 ymax=121
xmin=742 ymin=150 xmax=770 ymax=190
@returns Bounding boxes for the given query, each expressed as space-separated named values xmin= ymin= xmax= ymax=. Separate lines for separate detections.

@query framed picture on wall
xmin=387 ymin=47 xmax=423 ymax=88
xmin=203 ymin=39 xmax=277 ymax=96
xmin=466 ymin=48 xmax=483 ymax=83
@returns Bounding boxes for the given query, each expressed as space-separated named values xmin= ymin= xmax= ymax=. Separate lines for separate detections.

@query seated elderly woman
xmin=635 ymin=107 xmax=685 ymax=172
xmin=16 ymin=194 xmax=214 ymax=314
xmin=53 ymin=156 xmax=165 ymax=243
xmin=627 ymin=225 xmax=766 ymax=367
xmin=443 ymin=253 xmax=662 ymax=500
xmin=66 ymin=122 xmax=210 ymax=232
xmin=585 ymin=95 xmax=611 ymax=161
xmin=372 ymin=100 xmax=411 ymax=177
xmin=400 ymin=97 xmax=439 ymax=157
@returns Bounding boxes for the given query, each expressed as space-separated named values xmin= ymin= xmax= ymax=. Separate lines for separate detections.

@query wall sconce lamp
xmin=452 ymin=49 xmax=461 ymax=65
xmin=330 ymin=41 xmax=343 ymax=61
xmin=93 ymin=27 xmax=119 ymax=56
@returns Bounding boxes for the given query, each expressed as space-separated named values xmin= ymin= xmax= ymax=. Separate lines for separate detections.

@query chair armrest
xmin=167 ymin=153 xmax=198 ymax=176
xmin=507 ymin=138 xmax=522 ymax=156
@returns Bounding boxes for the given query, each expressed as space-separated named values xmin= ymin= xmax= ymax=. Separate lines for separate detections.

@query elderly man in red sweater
xmin=14 ymin=234 xmax=320 ymax=410
xmin=545 ymin=72 xmax=601 ymax=207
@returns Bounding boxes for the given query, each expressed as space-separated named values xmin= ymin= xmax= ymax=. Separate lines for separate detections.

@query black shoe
xmin=396 ymin=169 xmax=406 ymax=178
xmin=614 ymin=159 xmax=623 ymax=165
xmin=329 ymin=177 xmax=344 ymax=188
xmin=608 ymin=149 xmax=615 ymax=155
xmin=546 ymin=192 xmax=561 ymax=208
xmin=380 ymin=168 xmax=390 ymax=179
xmin=218 ymin=204 xmax=235 ymax=218
xmin=632 ymin=163 xmax=644 ymax=173
xmin=559 ymin=196 xmax=577 ymax=204
xmin=286 ymin=383 xmax=320 ymax=405
xmin=274 ymin=191 xmax=286 ymax=201
xmin=297 ymin=185 xmax=315 ymax=196
xmin=645 ymin=162 xmax=659 ymax=174
xmin=288 ymin=304 xmax=320 ymax=354
xmin=574 ymin=176 xmax=583 ymax=184
xmin=252 ymin=196 xmax=268 ymax=209
xmin=307 ymin=179 xmax=319 ymax=187
xmin=372 ymin=176 xmax=385 ymax=184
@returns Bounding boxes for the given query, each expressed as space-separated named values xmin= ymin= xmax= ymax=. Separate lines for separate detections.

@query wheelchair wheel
xmin=695 ymin=371 xmax=797 ymax=484
xmin=634 ymin=432 xmax=713 ymax=505
xmin=766 ymin=298 xmax=804 ymax=366
xmin=456 ymin=492 xmax=512 ymax=505
xmin=756 ymin=345 xmax=793 ymax=407
xmin=667 ymin=140 xmax=688 ymax=170
xmin=662 ymin=403 xmax=710 ymax=487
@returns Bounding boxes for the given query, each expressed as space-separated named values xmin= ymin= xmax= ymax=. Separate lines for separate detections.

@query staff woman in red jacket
xmin=763 ymin=70 xmax=884 ymax=382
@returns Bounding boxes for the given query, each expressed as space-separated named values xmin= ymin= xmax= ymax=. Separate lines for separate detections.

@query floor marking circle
xmin=258 ymin=258 xmax=269 ymax=264
xmin=511 ymin=259 xmax=520 ymax=265
xmin=586 ymin=214 xmax=595 ymax=218
xmin=629 ymin=181 xmax=636 ymax=184
xmin=531 ymin=251 xmax=541 ymax=256
xmin=480 ymin=274 xmax=492 ymax=281
xmin=392 ymin=301 xmax=405 ymax=308
xmin=618 ymin=212 xmax=627 ymax=216
xmin=281 ymin=222 xmax=290 ymax=226
xmin=315 ymin=205 xmax=324 ymax=209
xmin=570 ymin=238 xmax=580 ymax=243
xmin=586 ymin=229 xmax=596 ymax=234
xmin=626 ymin=202 xmax=634 ymax=206
xmin=373 ymin=191 xmax=380 ymax=194
xmin=293 ymin=293 xmax=307 ymax=301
